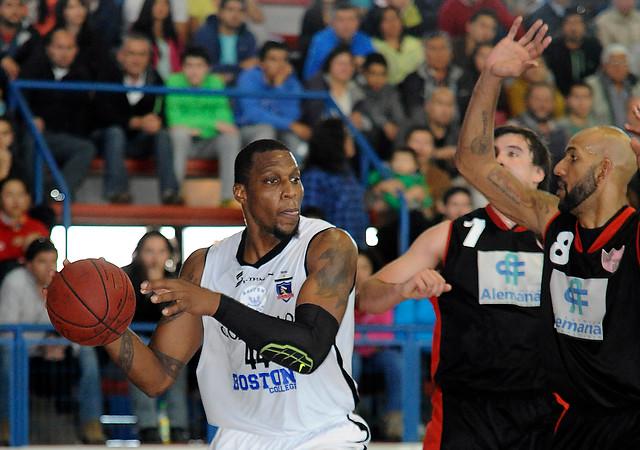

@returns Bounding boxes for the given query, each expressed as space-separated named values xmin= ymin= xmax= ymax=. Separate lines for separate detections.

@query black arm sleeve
xmin=213 ymin=295 xmax=340 ymax=374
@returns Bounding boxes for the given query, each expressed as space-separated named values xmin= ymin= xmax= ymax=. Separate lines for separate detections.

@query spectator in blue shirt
xmin=303 ymin=1 xmax=375 ymax=81
xmin=236 ymin=41 xmax=311 ymax=162
xmin=193 ymin=0 xmax=258 ymax=85
xmin=301 ymin=117 xmax=369 ymax=248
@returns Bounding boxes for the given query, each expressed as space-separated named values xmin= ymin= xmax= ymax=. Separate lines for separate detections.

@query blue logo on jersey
xmin=275 ymin=279 xmax=294 ymax=302
xmin=232 ymin=368 xmax=297 ymax=393
xmin=564 ymin=279 xmax=588 ymax=315
xmin=495 ymin=253 xmax=525 ymax=286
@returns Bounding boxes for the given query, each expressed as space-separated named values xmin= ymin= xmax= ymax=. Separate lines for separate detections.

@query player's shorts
xmin=423 ymin=386 xmax=563 ymax=450
xmin=553 ymin=405 xmax=640 ymax=450
xmin=209 ymin=413 xmax=370 ymax=449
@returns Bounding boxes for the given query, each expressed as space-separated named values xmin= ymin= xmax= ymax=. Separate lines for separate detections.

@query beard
xmin=558 ymin=168 xmax=597 ymax=213
xmin=272 ymin=219 xmax=300 ymax=241
xmin=253 ymin=213 xmax=300 ymax=241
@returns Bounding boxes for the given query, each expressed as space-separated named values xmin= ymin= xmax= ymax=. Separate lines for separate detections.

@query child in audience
xmin=368 ymin=146 xmax=432 ymax=217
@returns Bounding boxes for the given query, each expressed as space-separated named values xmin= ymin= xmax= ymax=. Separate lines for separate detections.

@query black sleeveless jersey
xmin=541 ymin=206 xmax=640 ymax=408
xmin=432 ymin=206 xmax=548 ymax=393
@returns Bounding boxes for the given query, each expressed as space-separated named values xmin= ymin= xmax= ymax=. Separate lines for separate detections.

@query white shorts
xmin=209 ymin=414 xmax=370 ymax=450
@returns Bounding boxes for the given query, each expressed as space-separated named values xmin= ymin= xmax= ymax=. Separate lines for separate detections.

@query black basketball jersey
xmin=432 ymin=206 xmax=548 ymax=393
xmin=541 ymin=206 xmax=640 ymax=408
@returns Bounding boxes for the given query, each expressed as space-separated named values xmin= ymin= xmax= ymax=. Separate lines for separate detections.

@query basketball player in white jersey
xmin=103 ymin=139 xmax=370 ymax=449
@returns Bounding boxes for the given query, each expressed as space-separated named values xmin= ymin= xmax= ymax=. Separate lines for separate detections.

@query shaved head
xmin=572 ymin=127 xmax=636 ymax=185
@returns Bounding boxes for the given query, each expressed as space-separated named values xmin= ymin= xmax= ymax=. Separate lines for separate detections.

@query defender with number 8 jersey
xmin=541 ymin=206 xmax=640 ymax=408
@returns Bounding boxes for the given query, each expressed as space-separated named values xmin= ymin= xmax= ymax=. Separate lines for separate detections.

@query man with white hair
xmin=595 ymin=0 xmax=640 ymax=48
xmin=585 ymin=43 xmax=640 ymax=129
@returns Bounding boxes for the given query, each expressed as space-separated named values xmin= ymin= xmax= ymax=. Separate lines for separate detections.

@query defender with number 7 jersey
xmin=432 ymin=205 xmax=546 ymax=393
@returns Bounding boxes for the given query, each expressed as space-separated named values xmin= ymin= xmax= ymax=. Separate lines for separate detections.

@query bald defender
xmin=454 ymin=17 xmax=640 ymax=449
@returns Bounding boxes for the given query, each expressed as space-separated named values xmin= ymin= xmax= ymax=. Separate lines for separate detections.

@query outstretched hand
xmin=141 ymin=278 xmax=220 ymax=317
xmin=485 ymin=17 xmax=552 ymax=80
xmin=398 ymin=267 xmax=452 ymax=300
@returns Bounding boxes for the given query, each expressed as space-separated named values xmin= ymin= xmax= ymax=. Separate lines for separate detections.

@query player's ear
xmin=595 ymin=158 xmax=612 ymax=184
xmin=233 ymin=183 xmax=247 ymax=205
xmin=532 ymin=166 xmax=545 ymax=185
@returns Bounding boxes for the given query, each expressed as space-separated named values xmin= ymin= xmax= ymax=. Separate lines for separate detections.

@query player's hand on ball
xmin=399 ymin=268 xmax=451 ymax=300
xmin=142 ymin=279 xmax=220 ymax=317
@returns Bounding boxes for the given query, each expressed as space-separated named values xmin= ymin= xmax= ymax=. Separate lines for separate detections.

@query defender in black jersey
xmin=456 ymin=17 xmax=640 ymax=449
xmin=357 ymin=125 xmax=562 ymax=448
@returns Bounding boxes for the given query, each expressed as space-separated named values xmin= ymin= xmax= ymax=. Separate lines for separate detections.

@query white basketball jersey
xmin=196 ymin=217 xmax=359 ymax=436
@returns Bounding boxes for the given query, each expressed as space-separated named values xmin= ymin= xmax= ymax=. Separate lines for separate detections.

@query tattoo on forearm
xmin=150 ymin=346 xmax=185 ymax=379
xmin=314 ymin=242 xmax=355 ymax=309
xmin=534 ymin=194 xmax=558 ymax=215
xmin=116 ymin=330 xmax=134 ymax=374
xmin=482 ymin=111 xmax=488 ymax=136
xmin=487 ymin=167 xmax=532 ymax=207
xmin=470 ymin=136 xmax=493 ymax=155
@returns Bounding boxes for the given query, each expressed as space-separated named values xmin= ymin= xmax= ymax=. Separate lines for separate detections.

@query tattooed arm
xmin=103 ymin=249 xmax=206 ymax=397
xmin=455 ymin=17 xmax=558 ymax=236
xmin=140 ymin=229 xmax=357 ymax=374
xmin=296 ymin=227 xmax=357 ymax=323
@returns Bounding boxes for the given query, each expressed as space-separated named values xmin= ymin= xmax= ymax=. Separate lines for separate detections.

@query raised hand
xmin=485 ymin=17 xmax=552 ymax=80
xmin=625 ymin=99 xmax=640 ymax=136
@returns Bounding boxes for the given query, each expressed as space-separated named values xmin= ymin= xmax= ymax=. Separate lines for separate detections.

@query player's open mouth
xmin=556 ymin=181 xmax=567 ymax=196
xmin=281 ymin=209 xmax=299 ymax=216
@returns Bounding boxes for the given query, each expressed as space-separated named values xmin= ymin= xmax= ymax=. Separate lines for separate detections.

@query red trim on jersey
xmin=485 ymin=204 xmax=529 ymax=232
xmin=485 ymin=204 xmax=508 ymax=230
xmin=636 ymin=220 xmax=640 ymax=268
xmin=574 ymin=206 xmax=636 ymax=253
xmin=423 ymin=386 xmax=443 ymax=450
xmin=428 ymin=296 xmax=442 ymax=381
xmin=553 ymin=392 xmax=570 ymax=433
xmin=441 ymin=220 xmax=454 ymax=267
xmin=543 ymin=211 xmax=562 ymax=246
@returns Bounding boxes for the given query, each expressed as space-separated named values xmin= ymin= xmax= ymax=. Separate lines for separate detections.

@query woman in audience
xmin=122 ymin=230 xmax=190 ymax=444
xmin=371 ymin=6 xmax=424 ymax=86
xmin=301 ymin=118 xmax=369 ymax=248
xmin=53 ymin=0 xmax=111 ymax=78
xmin=132 ymin=0 xmax=183 ymax=80
xmin=302 ymin=45 xmax=366 ymax=128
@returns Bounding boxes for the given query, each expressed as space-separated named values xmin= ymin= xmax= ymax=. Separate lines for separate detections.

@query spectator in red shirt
xmin=0 ymin=177 xmax=49 ymax=278
xmin=437 ymin=0 xmax=523 ymax=39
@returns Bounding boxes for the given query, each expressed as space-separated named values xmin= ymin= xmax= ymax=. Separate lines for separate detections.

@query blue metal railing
xmin=7 ymin=80 xmax=409 ymax=249
xmin=0 ymin=322 xmax=432 ymax=446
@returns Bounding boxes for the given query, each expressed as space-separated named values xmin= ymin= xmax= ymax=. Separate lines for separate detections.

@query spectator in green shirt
xmin=165 ymin=45 xmax=241 ymax=205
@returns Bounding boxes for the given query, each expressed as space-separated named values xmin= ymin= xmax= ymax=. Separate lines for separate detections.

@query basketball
xmin=46 ymin=258 xmax=136 ymax=346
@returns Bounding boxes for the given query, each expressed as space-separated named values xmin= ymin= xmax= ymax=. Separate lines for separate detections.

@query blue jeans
xmin=77 ymin=346 xmax=103 ymax=423
xmin=352 ymin=348 xmax=403 ymax=411
xmin=0 ymin=345 xmax=102 ymax=422
xmin=0 ymin=345 xmax=8 ymax=420
xmin=92 ymin=125 xmax=178 ymax=198
xmin=24 ymin=130 xmax=97 ymax=198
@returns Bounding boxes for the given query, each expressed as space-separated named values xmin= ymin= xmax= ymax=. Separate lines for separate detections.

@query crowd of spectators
xmin=2 ymin=0 xmax=640 ymax=444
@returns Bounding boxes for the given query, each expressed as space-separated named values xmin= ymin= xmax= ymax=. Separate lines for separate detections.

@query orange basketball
xmin=46 ymin=258 xmax=136 ymax=346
